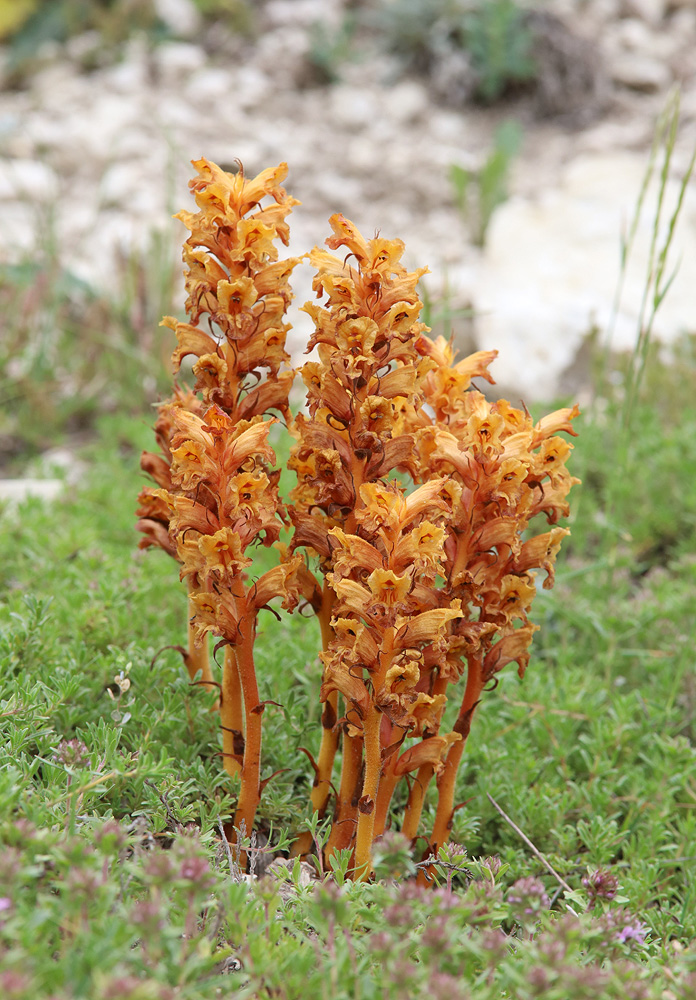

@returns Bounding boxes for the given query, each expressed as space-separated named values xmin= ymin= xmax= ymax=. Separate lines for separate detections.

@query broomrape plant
xmin=137 ymin=159 xmax=579 ymax=880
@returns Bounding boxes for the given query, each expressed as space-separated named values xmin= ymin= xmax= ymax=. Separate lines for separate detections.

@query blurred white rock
xmin=0 ymin=159 xmax=58 ymax=201
xmin=475 ymin=152 xmax=696 ymax=399
xmin=153 ymin=0 xmax=201 ymax=38
xmin=0 ymin=479 xmax=65 ymax=508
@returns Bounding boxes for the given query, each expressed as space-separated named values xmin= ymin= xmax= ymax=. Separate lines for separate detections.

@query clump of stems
xmin=139 ymin=160 xmax=579 ymax=878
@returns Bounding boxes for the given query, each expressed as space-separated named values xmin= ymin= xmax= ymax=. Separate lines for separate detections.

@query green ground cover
xmin=2 ymin=329 xmax=696 ymax=996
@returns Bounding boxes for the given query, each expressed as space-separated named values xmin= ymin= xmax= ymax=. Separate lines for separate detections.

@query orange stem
xmin=186 ymin=584 xmax=216 ymax=693
xmin=232 ymin=621 xmax=263 ymax=841
xmin=353 ymin=707 xmax=382 ymax=880
xmin=310 ymin=584 xmax=339 ymax=817
xmin=220 ymin=645 xmax=243 ymax=779
xmin=325 ymin=731 xmax=363 ymax=860
xmin=293 ymin=584 xmax=338 ymax=858
xmin=401 ymin=763 xmax=435 ymax=841
xmin=419 ymin=657 xmax=484 ymax=882
xmin=373 ymin=768 xmax=399 ymax=841
xmin=400 ymin=675 xmax=447 ymax=839
xmin=353 ymin=626 xmax=395 ymax=879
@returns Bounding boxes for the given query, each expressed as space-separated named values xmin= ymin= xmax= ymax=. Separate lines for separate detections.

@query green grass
xmin=2 ymin=338 xmax=696 ymax=995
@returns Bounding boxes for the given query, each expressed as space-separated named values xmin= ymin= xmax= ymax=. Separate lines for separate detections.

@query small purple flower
xmin=52 ymin=738 xmax=89 ymax=768
xmin=599 ymin=907 xmax=648 ymax=949
xmin=179 ymin=854 xmax=213 ymax=888
xmin=0 ymin=897 xmax=12 ymax=912
xmin=616 ymin=921 xmax=647 ymax=946
xmin=481 ymin=855 xmax=502 ymax=877
xmin=508 ymin=877 xmax=550 ymax=918
xmin=583 ymin=868 xmax=619 ymax=908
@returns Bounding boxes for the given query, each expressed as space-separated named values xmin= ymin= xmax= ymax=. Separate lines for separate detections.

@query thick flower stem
xmin=354 ymin=627 xmax=395 ymax=879
xmin=373 ymin=767 xmax=399 ymax=840
xmin=232 ymin=617 xmax=263 ymax=852
xmin=325 ymin=731 xmax=363 ymax=859
xmin=401 ymin=763 xmax=435 ymax=842
xmin=311 ymin=584 xmax=339 ymax=816
xmin=293 ymin=585 xmax=338 ymax=858
xmin=401 ymin=674 xmax=447 ymax=840
xmin=353 ymin=707 xmax=383 ymax=880
xmin=419 ymin=657 xmax=484 ymax=882
xmin=220 ymin=645 xmax=243 ymax=779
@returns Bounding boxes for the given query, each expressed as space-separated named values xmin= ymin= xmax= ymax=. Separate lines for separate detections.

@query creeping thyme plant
xmin=137 ymin=160 xmax=579 ymax=879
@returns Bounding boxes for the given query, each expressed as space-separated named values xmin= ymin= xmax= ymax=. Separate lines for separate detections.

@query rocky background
xmin=1 ymin=0 xmax=696 ymax=401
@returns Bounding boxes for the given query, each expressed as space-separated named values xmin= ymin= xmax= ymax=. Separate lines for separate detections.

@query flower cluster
xmin=287 ymin=217 xmax=579 ymax=874
xmin=399 ymin=336 xmax=580 ymax=855
xmin=136 ymin=162 xmax=308 ymax=840
xmin=139 ymin=159 xmax=579 ymax=878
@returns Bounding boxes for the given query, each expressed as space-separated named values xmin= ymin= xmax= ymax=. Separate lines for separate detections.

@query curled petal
xmin=248 ymin=556 xmax=306 ymax=613
xmin=192 ymin=352 xmax=228 ymax=393
xmin=167 ymin=319 xmax=219 ymax=374
xmin=324 ymin=213 xmax=371 ymax=263
xmin=198 ymin=527 xmax=251 ymax=579
xmin=328 ymin=528 xmax=383 ymax=579
xmin=320 ymin=660 xmax=370 ymax=718
xmin=402 ymin=477 xmax=454 ymax=526
xmin=394 ymin=605 xmax=463 ymax=647
xmin=367 ymin=568 xmax=412 ymax=605
xmin=136 ymin=518 xmax=176 ymax=558
xmin=331 ymin=617 xmax=380 ymax=666
xmin=331 ymin=577 xmax=372 ymax=616
xmin=140 ymin=452 xmax=172 ymax=490
xmin=356 ymin=481 xmax=404 ymax=533
xmin=216 ymin=276 xmax=258 ymax=313
xmin=513 ymin=527 xmax=570 ymax=587
xmin=189 ymin=589 xmax=240 ymax=645
xmin=384 ymin=658 xmax=420 ymax=692
xmin=532 ymin=403 xmax=581 ymax=444
xmin=393 ymin=732 xmax=462 ymax=776
xmin=483 ymin=623 xmax=539 ymax=680
xmin=289 ymin=510 xmax=333 ymax=559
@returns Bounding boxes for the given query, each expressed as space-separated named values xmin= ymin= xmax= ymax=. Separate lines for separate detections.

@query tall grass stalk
xmin=588 ymin=90 xmax=696 ymax=594
xmin=598 ymin=90 xmax=696 ymax=432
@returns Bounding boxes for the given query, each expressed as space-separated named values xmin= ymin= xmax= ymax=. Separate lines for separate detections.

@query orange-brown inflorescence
xmin=288 ymin=215 xmax=437 ymax=861
xmin=289 ymin=218 xmax=579 ymax=877
xmin=138 ymin=159 xmax=579 ymax=878
xmin=137 ymin=161 xmax=309 ymax=839
xmin=404 ymin=335 xmax=580 ymax=870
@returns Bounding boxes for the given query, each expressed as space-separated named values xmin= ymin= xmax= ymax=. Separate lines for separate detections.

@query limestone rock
xmin=475 ymin=152 xmax=696 ymax=399
xmin=0 ymin=158 xmax=58 ymax=201
xmin=611 ymin=51 xmax=672 ymax=91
